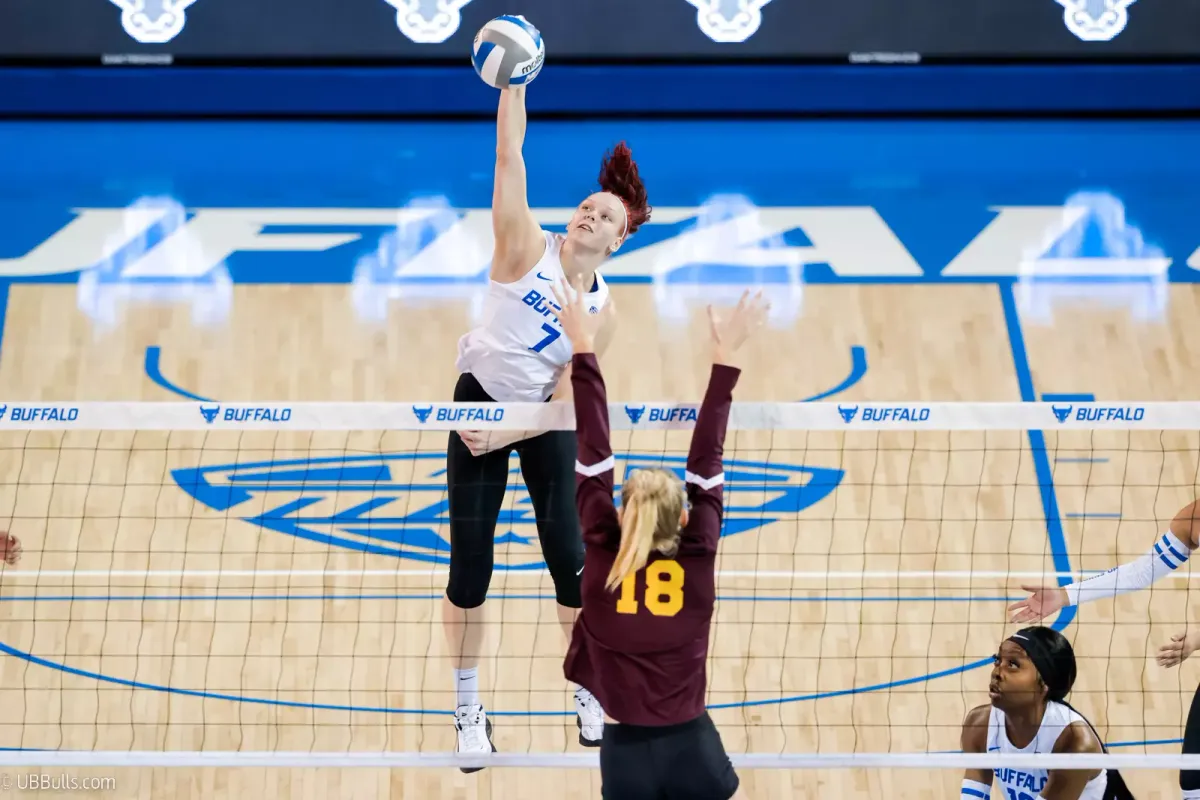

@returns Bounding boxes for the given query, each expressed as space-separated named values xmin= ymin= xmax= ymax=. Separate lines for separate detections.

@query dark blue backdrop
xmin=1 ymin=0 xmax=1198 ymax=116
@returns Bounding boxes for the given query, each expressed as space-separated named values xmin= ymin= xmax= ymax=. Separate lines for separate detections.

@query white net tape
xmin=0 ymin=400 xmax=1167 ymax=431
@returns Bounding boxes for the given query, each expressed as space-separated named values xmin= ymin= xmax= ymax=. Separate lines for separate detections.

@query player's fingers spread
xmin=550 ymin=281 xmax=570 ymax=311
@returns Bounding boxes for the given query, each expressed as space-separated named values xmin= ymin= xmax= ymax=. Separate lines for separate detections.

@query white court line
xmin=0 ymin=568 xmax=1188 ymax=581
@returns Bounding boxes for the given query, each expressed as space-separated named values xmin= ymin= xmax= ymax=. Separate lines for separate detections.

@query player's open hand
xmin=1 ymin=533 xmax=21 ymax=566
xmin=707 ymin=290 xmax=769 ymax=366
xmin=1157 ymin=629 xmax=1200 ymax=668
xmin=549 ymin=277 xmax=613 ymax=355
xmin=457 ymin=429 xmax=525 ymax=457
xmin=1007 ymin=584 xmax=1068 ymax=623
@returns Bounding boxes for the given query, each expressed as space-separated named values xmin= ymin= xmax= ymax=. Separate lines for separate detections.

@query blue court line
xmin=800 ymin=345 xmax=868 ymax=402
xmin=1042 ymin=393 xmax=1096 ymax=403
xmin=1105 ymin=737 xmax=1184 ymax=749
xmin=1065 ymin=512 xmax=1122 ymax=519
xmin=0 ymin=634 xmax=1020 ymax=718
xmin=0 ymin=592 xmax=1024 ymax=604
xmin=144 ymin=345 xmax=214 ymax=402
xmin=999 ymin=280 xmax=1077 ymax=640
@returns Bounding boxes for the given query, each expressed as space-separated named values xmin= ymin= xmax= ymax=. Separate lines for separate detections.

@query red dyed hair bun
xmin=597 ymin=141 xmax=652 ymax=236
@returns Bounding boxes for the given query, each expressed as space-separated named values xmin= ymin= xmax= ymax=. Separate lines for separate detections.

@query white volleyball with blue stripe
xmin=472 ymin=15 xmax=545 ymax=89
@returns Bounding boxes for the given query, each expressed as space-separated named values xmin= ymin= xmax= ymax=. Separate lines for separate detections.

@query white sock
xmin=454 ymin=667 xmax=480 ymax=708
xmin=1182 ymin=790 xmax=1200 ymax=800
xmin=574 ymin=684 xmax=590 ymax=698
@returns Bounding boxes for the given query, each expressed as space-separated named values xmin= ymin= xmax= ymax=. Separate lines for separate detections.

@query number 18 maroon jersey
xmin=563 ymin=352 xmax=738 ymax=728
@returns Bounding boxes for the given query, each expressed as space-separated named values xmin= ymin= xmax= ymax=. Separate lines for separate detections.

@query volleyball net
xmin=0 ymin=400 xmax=1199 ymax=783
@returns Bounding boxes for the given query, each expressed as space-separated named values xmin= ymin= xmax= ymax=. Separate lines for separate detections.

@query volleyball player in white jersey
xmin=1010 ymin=499 xmax=1198 ymax=797
xmin=444 ymin=84 xmax=652 ymax=769
xmin=961 ymin=626 xmax=1133 ymax=800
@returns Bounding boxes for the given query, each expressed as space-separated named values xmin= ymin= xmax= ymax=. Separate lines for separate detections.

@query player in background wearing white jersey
xmin=444 ymin=84 xmax=652 ymax=769
xmin=962 ymin=626 xmax=1134 ymax=800
xmin=1010 ymin=500 xmax=1199 ymax=798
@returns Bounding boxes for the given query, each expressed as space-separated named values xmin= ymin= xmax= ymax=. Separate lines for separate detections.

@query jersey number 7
xmin=528 ymin=323 xmax=561 ymax=353
xmin=616 ymin=560 xmax=685 ymax=617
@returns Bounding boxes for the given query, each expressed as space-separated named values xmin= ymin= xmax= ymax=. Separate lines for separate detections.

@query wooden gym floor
xmin=0 ymin=281 xmax=1196 ymax=799
xmin=0 ymin=117 xmax=1198 ymax=798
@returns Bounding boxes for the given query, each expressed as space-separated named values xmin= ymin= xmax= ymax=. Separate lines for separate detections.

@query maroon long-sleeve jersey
xmin=563 ymin=351 xmax=739 ymax=727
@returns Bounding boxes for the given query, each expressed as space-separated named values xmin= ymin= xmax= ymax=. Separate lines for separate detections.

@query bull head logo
xmin=107 ymin=0 xmax=199 ymax=45
xmin=381 ymin=0 xmax=474 ymax=44
xmin=683 ymin=0 xmax=774 ymax=43
xmin=1054 ymin=0 xmax=1137 ymax=42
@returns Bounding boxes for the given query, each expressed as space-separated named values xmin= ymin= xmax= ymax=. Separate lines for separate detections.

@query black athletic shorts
xmin=444 ymin=371 xmax=584 ymax=610
xmin=599 ymin=713 xmax=740 ymax=800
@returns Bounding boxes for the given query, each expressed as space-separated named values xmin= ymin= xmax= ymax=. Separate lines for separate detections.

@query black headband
xmin=1007 ymin=631 xmax=1070 ymax=701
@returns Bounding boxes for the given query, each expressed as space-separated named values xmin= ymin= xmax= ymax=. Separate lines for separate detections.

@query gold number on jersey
xmin=616 ymin=560 xmax=685 ymax=617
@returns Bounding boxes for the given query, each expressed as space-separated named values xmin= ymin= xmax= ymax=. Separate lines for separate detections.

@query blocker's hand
xmin=708 ymin=290 xmax=769 ymax=366
xmin=550 ymin=277 xmax=614 ymax=355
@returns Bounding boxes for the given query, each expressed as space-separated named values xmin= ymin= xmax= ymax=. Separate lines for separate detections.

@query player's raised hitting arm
xmin=491 ymin=86 xmax=547 ymax=283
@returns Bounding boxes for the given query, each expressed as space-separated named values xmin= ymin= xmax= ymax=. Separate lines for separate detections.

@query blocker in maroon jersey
xmin=563 ymin=351 xmax=738 ymax=727
xmin=551 ymin=280 xmax=764 ymax=800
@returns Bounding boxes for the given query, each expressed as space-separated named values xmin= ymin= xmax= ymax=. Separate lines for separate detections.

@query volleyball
xmin=471 ymin=15 xmax=545 ymax=90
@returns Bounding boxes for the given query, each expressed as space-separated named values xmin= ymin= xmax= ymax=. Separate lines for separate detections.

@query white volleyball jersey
xmin=456 ymin=231 xmax=610 ymax=403
xmin=987 ymin=701 xmax=1107 ymax=800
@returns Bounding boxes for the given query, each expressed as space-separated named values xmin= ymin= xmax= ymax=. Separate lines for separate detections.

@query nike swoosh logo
xmin=577 ymin=565 xmax=585 ymax=576
xmin=536 ymin=272 xmax=553 ymax=281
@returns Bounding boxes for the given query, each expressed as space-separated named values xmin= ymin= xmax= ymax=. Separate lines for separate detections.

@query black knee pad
xmin=551 ymin=572 xmax=582 ymax=609
xmin=1183 ymin=771 xmax=1200 ymax=792
xmin=1182 ymin=682 xmax=1200 ymax=790
xmin=445 ymin=583 xmax=488 ymax=610
xmin=446 ymin=564 xmax=491 ymax=610
xmin=543 ymin=540 xmax=584 ymax=608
